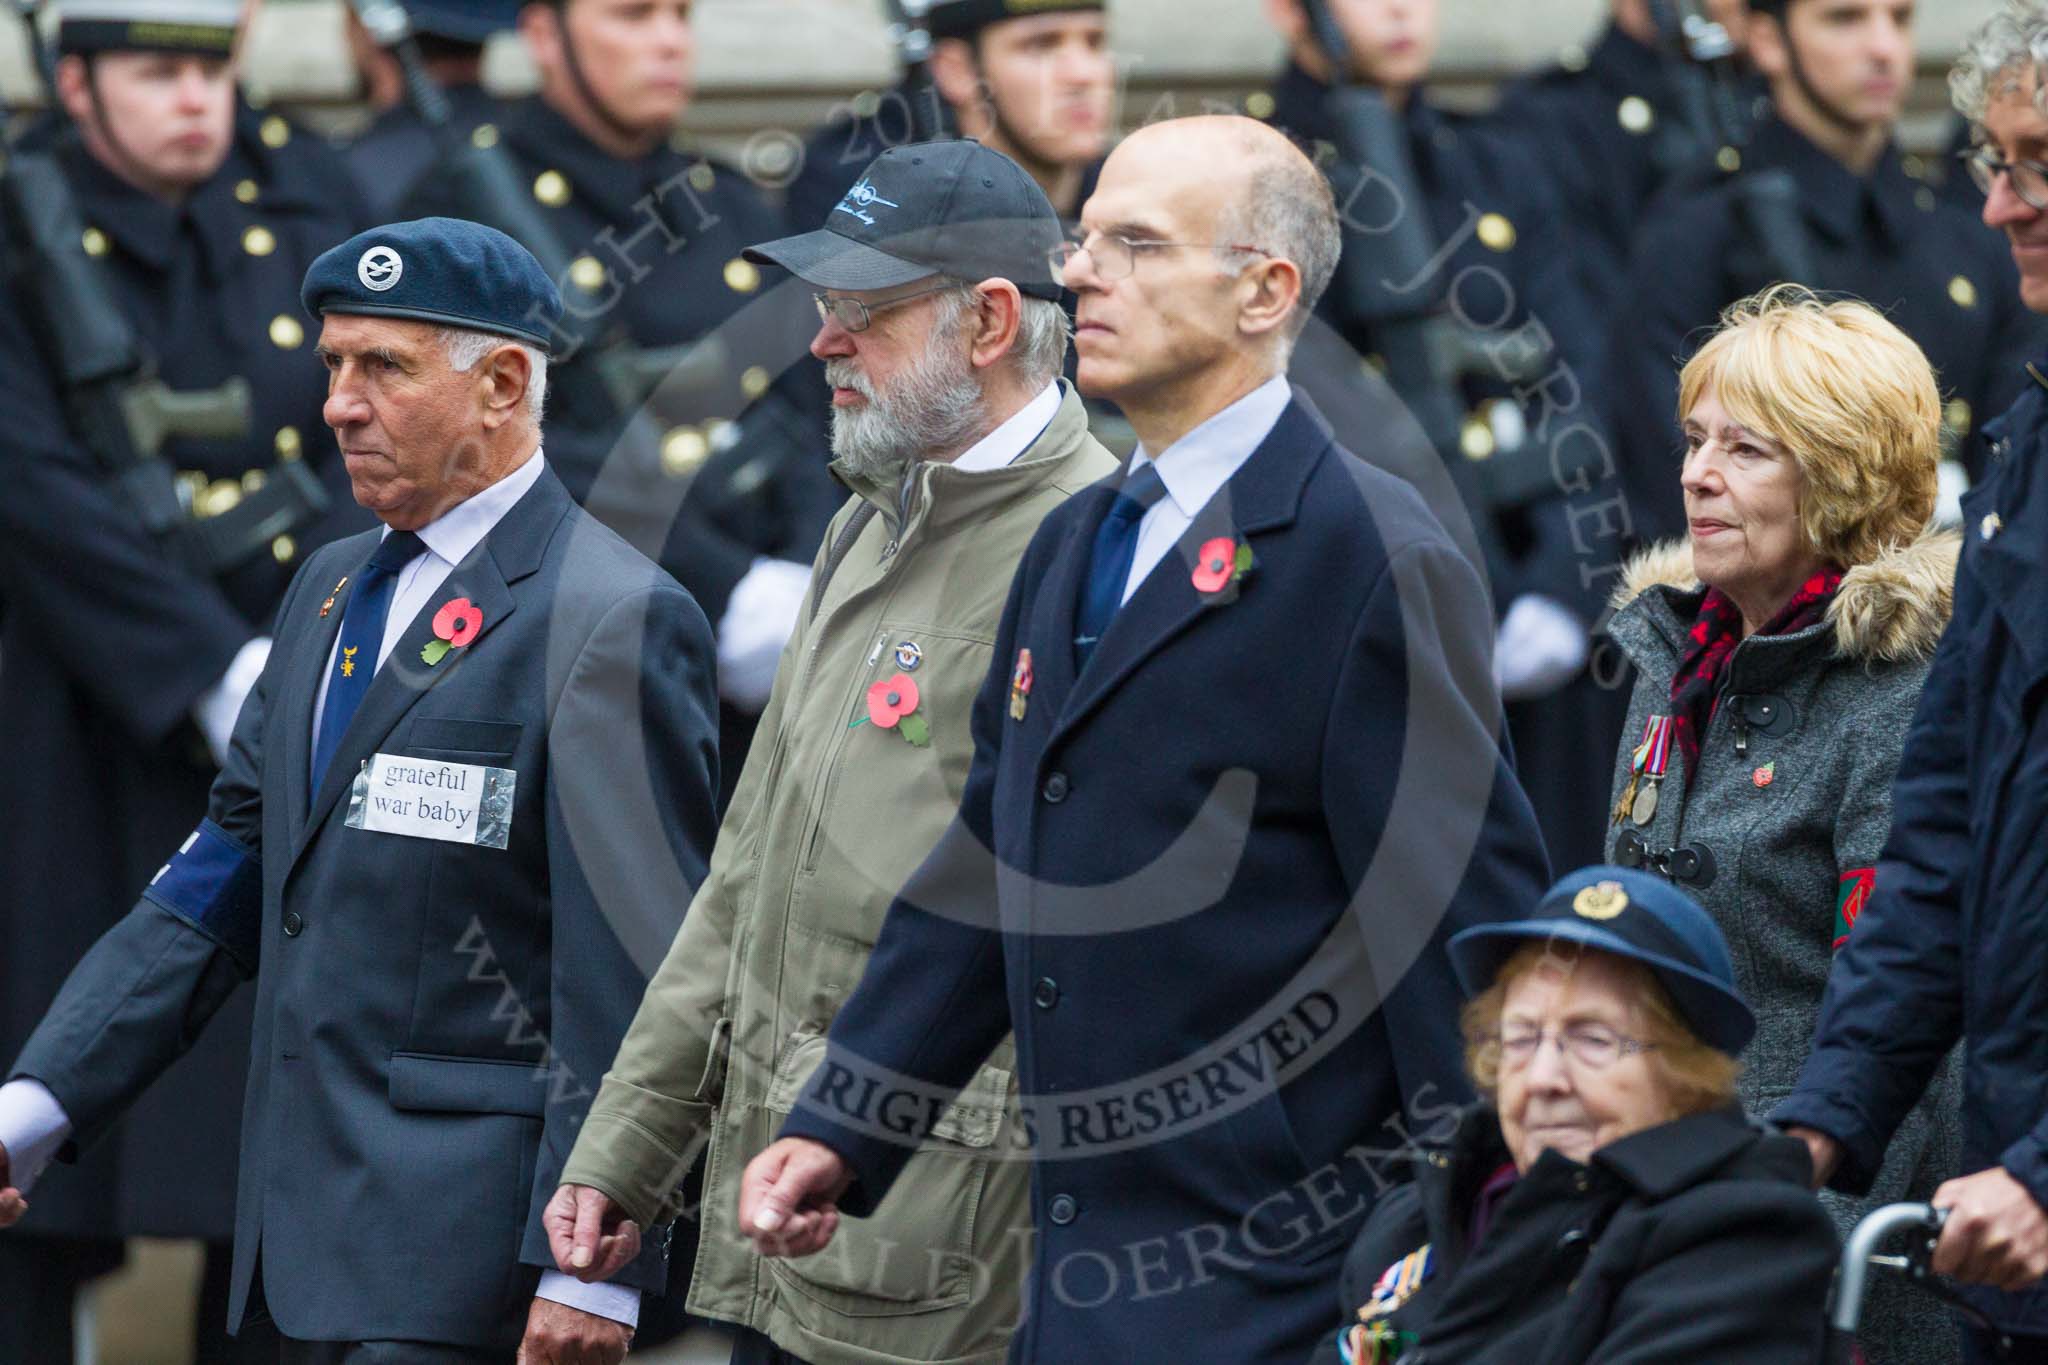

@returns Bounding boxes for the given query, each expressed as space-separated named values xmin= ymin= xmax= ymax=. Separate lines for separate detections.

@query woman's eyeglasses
xmin=1495 ymin=1023 xmax=1659 ymax=1072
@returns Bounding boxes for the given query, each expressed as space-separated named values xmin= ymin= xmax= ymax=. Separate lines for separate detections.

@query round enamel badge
xmin=358 ymin=246 xmax=403 ymax=292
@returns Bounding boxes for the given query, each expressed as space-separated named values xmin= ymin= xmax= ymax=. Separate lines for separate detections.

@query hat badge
xmin=357 ymin=246 xmax=404 ymax=292
xmin=833 ymin=177 xmax=900 ymax=227
xmin=1572 ymin=881 xmax=1630 ymax=921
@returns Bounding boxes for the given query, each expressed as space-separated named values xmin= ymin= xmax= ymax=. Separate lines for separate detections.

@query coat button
xmin=1033 ymin=977 xmax=1060 ymax=1010
xmin=1042 ymin=772 xmax=1070 ymax=803
xmin=1573 ymin=1171 xmax=1590 ymax=1193
xmin=282 ymin=912 xmax=304 ymax=937
xmin=1048 ymin=1193 xmax=1078 ymax=1225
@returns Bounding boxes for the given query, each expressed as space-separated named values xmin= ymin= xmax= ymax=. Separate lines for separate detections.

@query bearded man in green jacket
xmin=542 ymin=140 xmax=1116 ymax=1365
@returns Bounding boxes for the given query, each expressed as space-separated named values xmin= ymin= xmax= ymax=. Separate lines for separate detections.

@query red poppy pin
xmin=1191 ymin=537 xmax=1254 ymax=595
xmin=852 ymin=671 xmax=930 ymax=747
xmin=1752 ymin=761 xmax=1776 ymax=789
xmin=422 ymin=597 xmax=483 ymax=666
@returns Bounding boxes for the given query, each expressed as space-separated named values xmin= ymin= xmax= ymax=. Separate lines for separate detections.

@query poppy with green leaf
xmin=851 ymin=672 xmax=930 ymax=747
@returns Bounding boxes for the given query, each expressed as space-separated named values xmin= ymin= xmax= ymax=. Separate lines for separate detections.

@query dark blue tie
xmin=311 ymin=530 xmax=428 ymax=802
xmin=1074 ymin=463 xmax=1168 ymax=671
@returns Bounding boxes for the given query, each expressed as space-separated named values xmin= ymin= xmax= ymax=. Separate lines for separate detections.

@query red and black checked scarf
xmin=1669 ymin=568 xmax=1842 ymax=786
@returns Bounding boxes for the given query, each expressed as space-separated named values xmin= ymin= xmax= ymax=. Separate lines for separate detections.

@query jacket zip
xmin=796 ymin=479 xmax=931 ymax=873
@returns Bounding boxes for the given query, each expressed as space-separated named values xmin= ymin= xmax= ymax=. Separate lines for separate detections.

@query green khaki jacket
xmin=561 ymin=384 xmax=1115 ymax=1365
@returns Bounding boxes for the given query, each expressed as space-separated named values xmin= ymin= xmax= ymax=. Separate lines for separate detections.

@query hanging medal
xmin=1631 ymin=715 xmax=1675 ymax=826
xmin=1613 ymin=714 xmax=1676 ymax=827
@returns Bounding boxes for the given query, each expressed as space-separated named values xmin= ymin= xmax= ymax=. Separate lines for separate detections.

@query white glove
xmin=1934 ymin=459 xmax=1971 ymax=530
xmin=1496 ymin=595 xmax=1588 ymax=701
xmin=717 ymin=558 xmax=812 ymax=713
xmin=192 ymin=636 xmax=271 ymax=766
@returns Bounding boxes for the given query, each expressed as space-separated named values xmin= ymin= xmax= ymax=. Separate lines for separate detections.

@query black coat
xmin=0 ymin=109 xmax=369 ymax=1241
xmin=1265 ymin=62 xmax=1617 ymax=626
xmin=1603 ymin=115 xmax=2047 ymax=546
xmin=338 ymin=82 xmax=507 ymax=223
xmin=399 ymin=95 xmax=837 ymax=628
xmin=1310 ymin=1105 xmax=1839 ymax=1365
xmin=782 ymin=395 xmax=1551 ymax=1365
xmin=1490 ymin=23 xmax=1756 ymax=318
xmin=1778 ymin=363 xmax=2048 ymax=1334
xmin=1266 ymin=63 xmax=1628 ymax=873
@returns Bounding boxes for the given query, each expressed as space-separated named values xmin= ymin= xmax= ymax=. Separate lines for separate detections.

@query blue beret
xmin=301 ymin=218 xmax=562 ymax=352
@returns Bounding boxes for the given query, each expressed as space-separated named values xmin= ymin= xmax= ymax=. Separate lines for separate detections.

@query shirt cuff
xmin=0 ymin=1078 xmax=73 ymax=1194
xmin=192 ymin=636 xmax=271 ymax=766
xmin=535 ymin=1270 xmax=641 ymax=1329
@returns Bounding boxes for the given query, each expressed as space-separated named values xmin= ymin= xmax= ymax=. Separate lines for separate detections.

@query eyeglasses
xmin=813 ymin=281 xmax=960 ymax=333
xmin=1962 ymin=147 xmax=2048 ymax=209
xmin=1048 ymin=233 xmax=1273 ymax=281
xmin=1495 ymin=1023 xmax=1658 ymax=1073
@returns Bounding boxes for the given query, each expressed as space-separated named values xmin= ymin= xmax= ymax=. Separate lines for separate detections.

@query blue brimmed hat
xmin=301 ymin=218 xmax=562 ymax=351
xmin=1447 ymin=866 xmax=1756 ymax=1055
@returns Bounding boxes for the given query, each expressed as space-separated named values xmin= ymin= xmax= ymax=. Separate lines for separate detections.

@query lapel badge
xmin=1982 ymin=512 xmax=2003 ymax=542
xmin=1753 ymin=761 xmax=1776 ymax=789
xmin=318 ymin=574 xmax=348 ymax=618
xmin=1009 ymin=648 xmax=1034 ymax=722
xmin=1573 ymin=880 xmax=1629 ymax=920
xmin=894 ymin=640 xmax=923 ymax=672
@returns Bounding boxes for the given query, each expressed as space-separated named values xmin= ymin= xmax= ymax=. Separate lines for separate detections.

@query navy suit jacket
xmin=10 ymin=466 xmax=719 ymax=1348
xmin=780 ymin=395 xmax=1550 ymax=1365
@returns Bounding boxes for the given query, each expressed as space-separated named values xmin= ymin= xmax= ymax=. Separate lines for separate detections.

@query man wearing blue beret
xmin=0 ymin=216 xmax=721 ymax=1364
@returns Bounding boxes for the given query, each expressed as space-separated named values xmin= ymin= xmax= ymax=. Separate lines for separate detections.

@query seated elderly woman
xmin=1603 ymin=285 xmax=1962 ymax=1359
xmin=1314 ymin=866 xmax=1836 ymax=1365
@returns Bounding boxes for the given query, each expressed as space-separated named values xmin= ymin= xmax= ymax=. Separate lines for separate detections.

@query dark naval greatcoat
xmin=1604 ymin=115 xmax=2047 ymax=547
xmin=0 ymin=107 xmax=369 ymax=1243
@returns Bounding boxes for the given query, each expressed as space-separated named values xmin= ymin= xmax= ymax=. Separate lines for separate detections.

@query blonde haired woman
xmin=1604 ymin=285 xmax=1963 ymax=1361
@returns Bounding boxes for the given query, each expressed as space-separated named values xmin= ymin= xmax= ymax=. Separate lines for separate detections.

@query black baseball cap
xmin=743 ymin=140 xmax=1065 ymax=300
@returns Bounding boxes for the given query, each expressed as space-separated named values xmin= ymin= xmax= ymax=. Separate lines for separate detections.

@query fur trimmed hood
xmin=1610 ymin=529 xmax=1961 ymax=664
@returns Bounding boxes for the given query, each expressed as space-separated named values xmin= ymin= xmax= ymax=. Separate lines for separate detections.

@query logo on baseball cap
xmin=744 ymin=140 xmax=1066 ymax=300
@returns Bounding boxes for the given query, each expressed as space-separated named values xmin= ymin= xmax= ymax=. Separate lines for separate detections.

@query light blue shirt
xmin=1121 ymin=374 xmax=1292 ymax=604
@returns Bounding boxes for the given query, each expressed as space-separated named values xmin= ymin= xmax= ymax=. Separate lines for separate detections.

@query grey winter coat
xmin=1603 ymin=531 xmax=1965 ymax=1365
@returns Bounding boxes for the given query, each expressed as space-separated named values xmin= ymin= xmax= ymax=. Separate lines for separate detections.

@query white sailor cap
xmin=56 ymin=0 xmax=242 ymax=56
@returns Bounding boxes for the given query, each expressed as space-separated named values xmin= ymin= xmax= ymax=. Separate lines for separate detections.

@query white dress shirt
xmin=309 ymin=446 xmax=546 ymax=748
xmin=1121 ymin=374 xmax=1292 ymax=604
xmin=951 ymin=379 xmax=1060 ymax=473
xmin=0 ymin=447 xmax=639 ymax=1329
